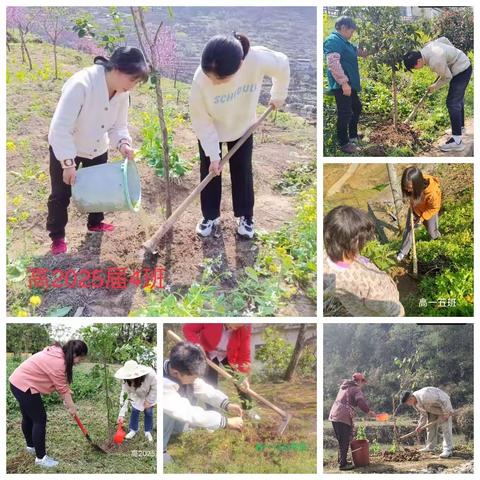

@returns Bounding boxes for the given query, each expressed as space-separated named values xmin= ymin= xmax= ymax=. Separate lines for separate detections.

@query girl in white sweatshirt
xmin=189 ymin=33 xmax=290 ymax=238
xmin=115 ymin=360 xmax=157 ymax=443
xmin=47 ymin=47 xmax=148 ymax=255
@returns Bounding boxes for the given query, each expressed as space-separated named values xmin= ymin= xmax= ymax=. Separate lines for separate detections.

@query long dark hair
xmin=94 ymin=46 xmax=149 ymax=83
xmin=125 ymin=375 xmax=147 ymax=389
xmin=324 ymin=206 xmax=375 ymax=262
xmin=54 ymin=340 xmax=88 ymax=384
xmin=401 ymin=166 xmax=428 ymax=201
xmin=201 ymin=32 xmax=250 ymax=79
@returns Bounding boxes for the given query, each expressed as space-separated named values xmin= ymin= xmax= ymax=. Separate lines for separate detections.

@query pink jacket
xmin=9 ymin=345 xmax=72 ymax=398
xmin=329 ymin=379 xmax=370 ymax=426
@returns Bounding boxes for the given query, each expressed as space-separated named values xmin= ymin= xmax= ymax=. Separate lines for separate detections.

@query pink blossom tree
xmin=130 ymin=7 xmax=178 ymax=218
xmin=36 ymin=7 xmax=74 ymax=79
xmin=6 ymin=7 xmax=35 ymax=70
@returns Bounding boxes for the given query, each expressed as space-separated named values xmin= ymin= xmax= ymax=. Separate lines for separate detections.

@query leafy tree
xmin=7 ymin=324 xmax=50 ymax=360
xmin=433 ymin=7 xmax=474 ymax=52
xmin=344 ymin=7 xmax=422 ymax=127
xmin=80 ymin=324 xmax=120 ymax=436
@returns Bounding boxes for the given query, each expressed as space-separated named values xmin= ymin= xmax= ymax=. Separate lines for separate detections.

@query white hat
xmin=114 ymin=360 xmax=151 ymax=380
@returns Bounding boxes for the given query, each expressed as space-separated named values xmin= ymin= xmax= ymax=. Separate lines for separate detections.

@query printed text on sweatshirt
xmin=189 ymin=46 xmax=290 ymax=161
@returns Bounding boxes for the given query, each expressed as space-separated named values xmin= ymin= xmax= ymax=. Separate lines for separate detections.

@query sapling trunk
xmin=392 ymin=68 xmax=398 ymax=129
xmin=386 ymin=163 xmax=403 ymax=232
xmin=53 ymin=42 xmax=58 ymax=79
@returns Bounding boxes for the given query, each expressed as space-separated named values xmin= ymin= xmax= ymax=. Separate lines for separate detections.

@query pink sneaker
xmin=51 ymin=238 xmax=67 ymax=255
xmin=88 ymin=222 xmax=116 ymax=232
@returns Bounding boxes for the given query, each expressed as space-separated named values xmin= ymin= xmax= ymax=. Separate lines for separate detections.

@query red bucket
xmin=350 ymin=439 xmax=370 ymax=467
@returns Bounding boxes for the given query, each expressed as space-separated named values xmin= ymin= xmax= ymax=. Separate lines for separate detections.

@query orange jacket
xmin=412 ymin=174 xmax=441 ymax=221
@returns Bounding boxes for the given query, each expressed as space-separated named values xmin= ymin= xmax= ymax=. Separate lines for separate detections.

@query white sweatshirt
xmin=118 ymin=368 xmax=157 ymax=417
xmin=413 ymin=386 xmax=454 ymax=427
xmin=421 ymin=37 xmax=471 ymax=91
xmin=189 ymin=46 xmax=290 ymax=161
xmin=163 ymin=370 xmax=230 ymax=430
xmin=48 ymin=64 xmax=132 ymax=161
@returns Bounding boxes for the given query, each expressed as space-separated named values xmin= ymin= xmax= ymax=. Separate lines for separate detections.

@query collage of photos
xmin=1 ymin=1 xmax=477 ymax=478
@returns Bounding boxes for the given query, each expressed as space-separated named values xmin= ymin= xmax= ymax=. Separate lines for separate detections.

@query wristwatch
xmin=61 ymin=158 xmax=75 ymax=169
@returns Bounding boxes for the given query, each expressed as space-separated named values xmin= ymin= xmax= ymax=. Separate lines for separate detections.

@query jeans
xmin=199 ymin=135 xmax=254 ymax=220
xmin=46 ymin=146 xmax=108 ymax=240
xmin=446 ymin=65 xmax=472 ymax=136
xmin=10 ymin=383 xmax=47 ymax=459
xmin=400 ymin=209 xmax=441 ymax=256
xmin=129 ymin=406 xmax=154 ymax=433
xmin=332 ymin=89 xmax=362 ymax=146
xmin=163 ymin=413 xmax=186 ymax=452
xmin=332 ymin=421 xmax=353 ymax=467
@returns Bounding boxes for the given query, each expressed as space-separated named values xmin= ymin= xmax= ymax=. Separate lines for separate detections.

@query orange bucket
xmin=376 ymin=413 xmax=390 ymax=422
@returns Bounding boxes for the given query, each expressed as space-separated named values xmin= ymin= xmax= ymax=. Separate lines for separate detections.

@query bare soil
xmin=14 ymin=122 xmax=315 ymax=317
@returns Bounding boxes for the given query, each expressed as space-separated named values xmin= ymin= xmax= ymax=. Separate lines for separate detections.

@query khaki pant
xmin=425 ymin=413 xmax=453 ymax=452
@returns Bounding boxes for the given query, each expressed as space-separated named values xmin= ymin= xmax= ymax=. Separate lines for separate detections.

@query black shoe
xmin=339 ymin=464 xmax=355 ymax=471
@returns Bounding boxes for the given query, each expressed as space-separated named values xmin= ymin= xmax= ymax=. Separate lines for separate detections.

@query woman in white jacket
xmin=115 ymin=360 xmax=157 ymax=442
xmin=47 ymin=47 xmax=148 ymax=255
xmin=189 ymin=33 xmax=290 ymax=239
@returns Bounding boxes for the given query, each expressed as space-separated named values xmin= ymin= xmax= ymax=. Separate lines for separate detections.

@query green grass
xmin=6 ymin=362 xmax=157 ymax=473
xmin=165 ymin=378 xmax=316 ymax=473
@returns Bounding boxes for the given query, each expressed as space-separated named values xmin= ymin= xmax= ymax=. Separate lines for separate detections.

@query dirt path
xmin=324 ymin=452 xmax=473 ymax=474
xmin=326 ymin=164 xmax=359 ymax=197
xmin=14 ymin=122 xmax=314 ymax=317
xmin=421 ymin=118 xmax=473 ymax=157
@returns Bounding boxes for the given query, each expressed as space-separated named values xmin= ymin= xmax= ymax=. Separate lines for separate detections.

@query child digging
xmin=324 ymin=205 xmax=404 ymax=316
xmin=163 ymin=342 xmax=244 ymax=464
xmin=396 ymin=166 xmax=441 ymax=262
xmin=115 ymin=360 xmax=157 ymax=442
xmin=190 ymin=32 xmax=290 ymax=238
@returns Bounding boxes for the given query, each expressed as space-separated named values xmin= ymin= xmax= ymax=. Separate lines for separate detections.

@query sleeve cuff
xmin=220 ymin=398 xmax=231 ymax=412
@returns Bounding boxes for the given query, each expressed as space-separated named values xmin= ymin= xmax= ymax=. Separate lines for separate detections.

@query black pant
xmin=46 ymin=146 xmax=108 ymax=240
xmin=10 ymin=383 xmax=47 ymax=459
xmin=447 ymin=65 xmax=472 ymax=135
xmin=204 ymin=357 xmax=252 ymax=411
xmin=332 ymin=421 xmax=352 ymax=467
xmin=199 ymin=135 xmax=254 ymax=221
xmin=332 ymin=89 xmax=362 ymax=146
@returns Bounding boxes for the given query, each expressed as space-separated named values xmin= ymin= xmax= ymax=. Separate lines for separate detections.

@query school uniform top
xmin=182 ymin=324 xmax=251 ymax=373
xmin=118 ymin=368 xmax=157 ymax=418
xmin=48 ymin=64 xmax=132 ymax=161
xmin=163 ymin=360 xmax=230 ymax=430
xmin=324 ymin=31 xmax=361 ymax=92
xmin=421 ymin=37 xmax=471 ymax=91
xmin=9 ymin=345 xmax=72 ymax=398
xmin=189 ymin=46 xmax=290 ymax=162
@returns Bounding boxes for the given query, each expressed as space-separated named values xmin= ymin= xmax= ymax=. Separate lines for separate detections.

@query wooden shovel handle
xmin=166 ymin=329 xmax=288 ymax=418
xmin=399 ymin=418 xmax=440 ymax=440
xmin=144 ymin=106 xmax=273 ymax=252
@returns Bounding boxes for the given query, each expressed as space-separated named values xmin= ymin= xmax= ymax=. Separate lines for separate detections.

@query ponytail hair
xmin=201 ymin=32 xmax=250 ymax=79
xmin=94 ymin=46 xmax=149 ymax=83
xmin=54 ymin=340 xmax=88 ymax=384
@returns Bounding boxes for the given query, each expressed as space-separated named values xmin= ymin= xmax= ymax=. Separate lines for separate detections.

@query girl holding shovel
xmin=9 ymin=340 xmax=88 ymax=468
xmin=396 ymin=167 xmax=441 ymax=262
xmin=47 ymin=47 xmax=149 ymax=255
xmin=115 ymin=360 xmax=157 ymax=443
xmin=190 ymin=32 xmax=290 ymax=238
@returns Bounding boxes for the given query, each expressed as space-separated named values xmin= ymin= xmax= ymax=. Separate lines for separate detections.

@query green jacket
xmin=324 ymin=31 xmax=361 ymax=92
